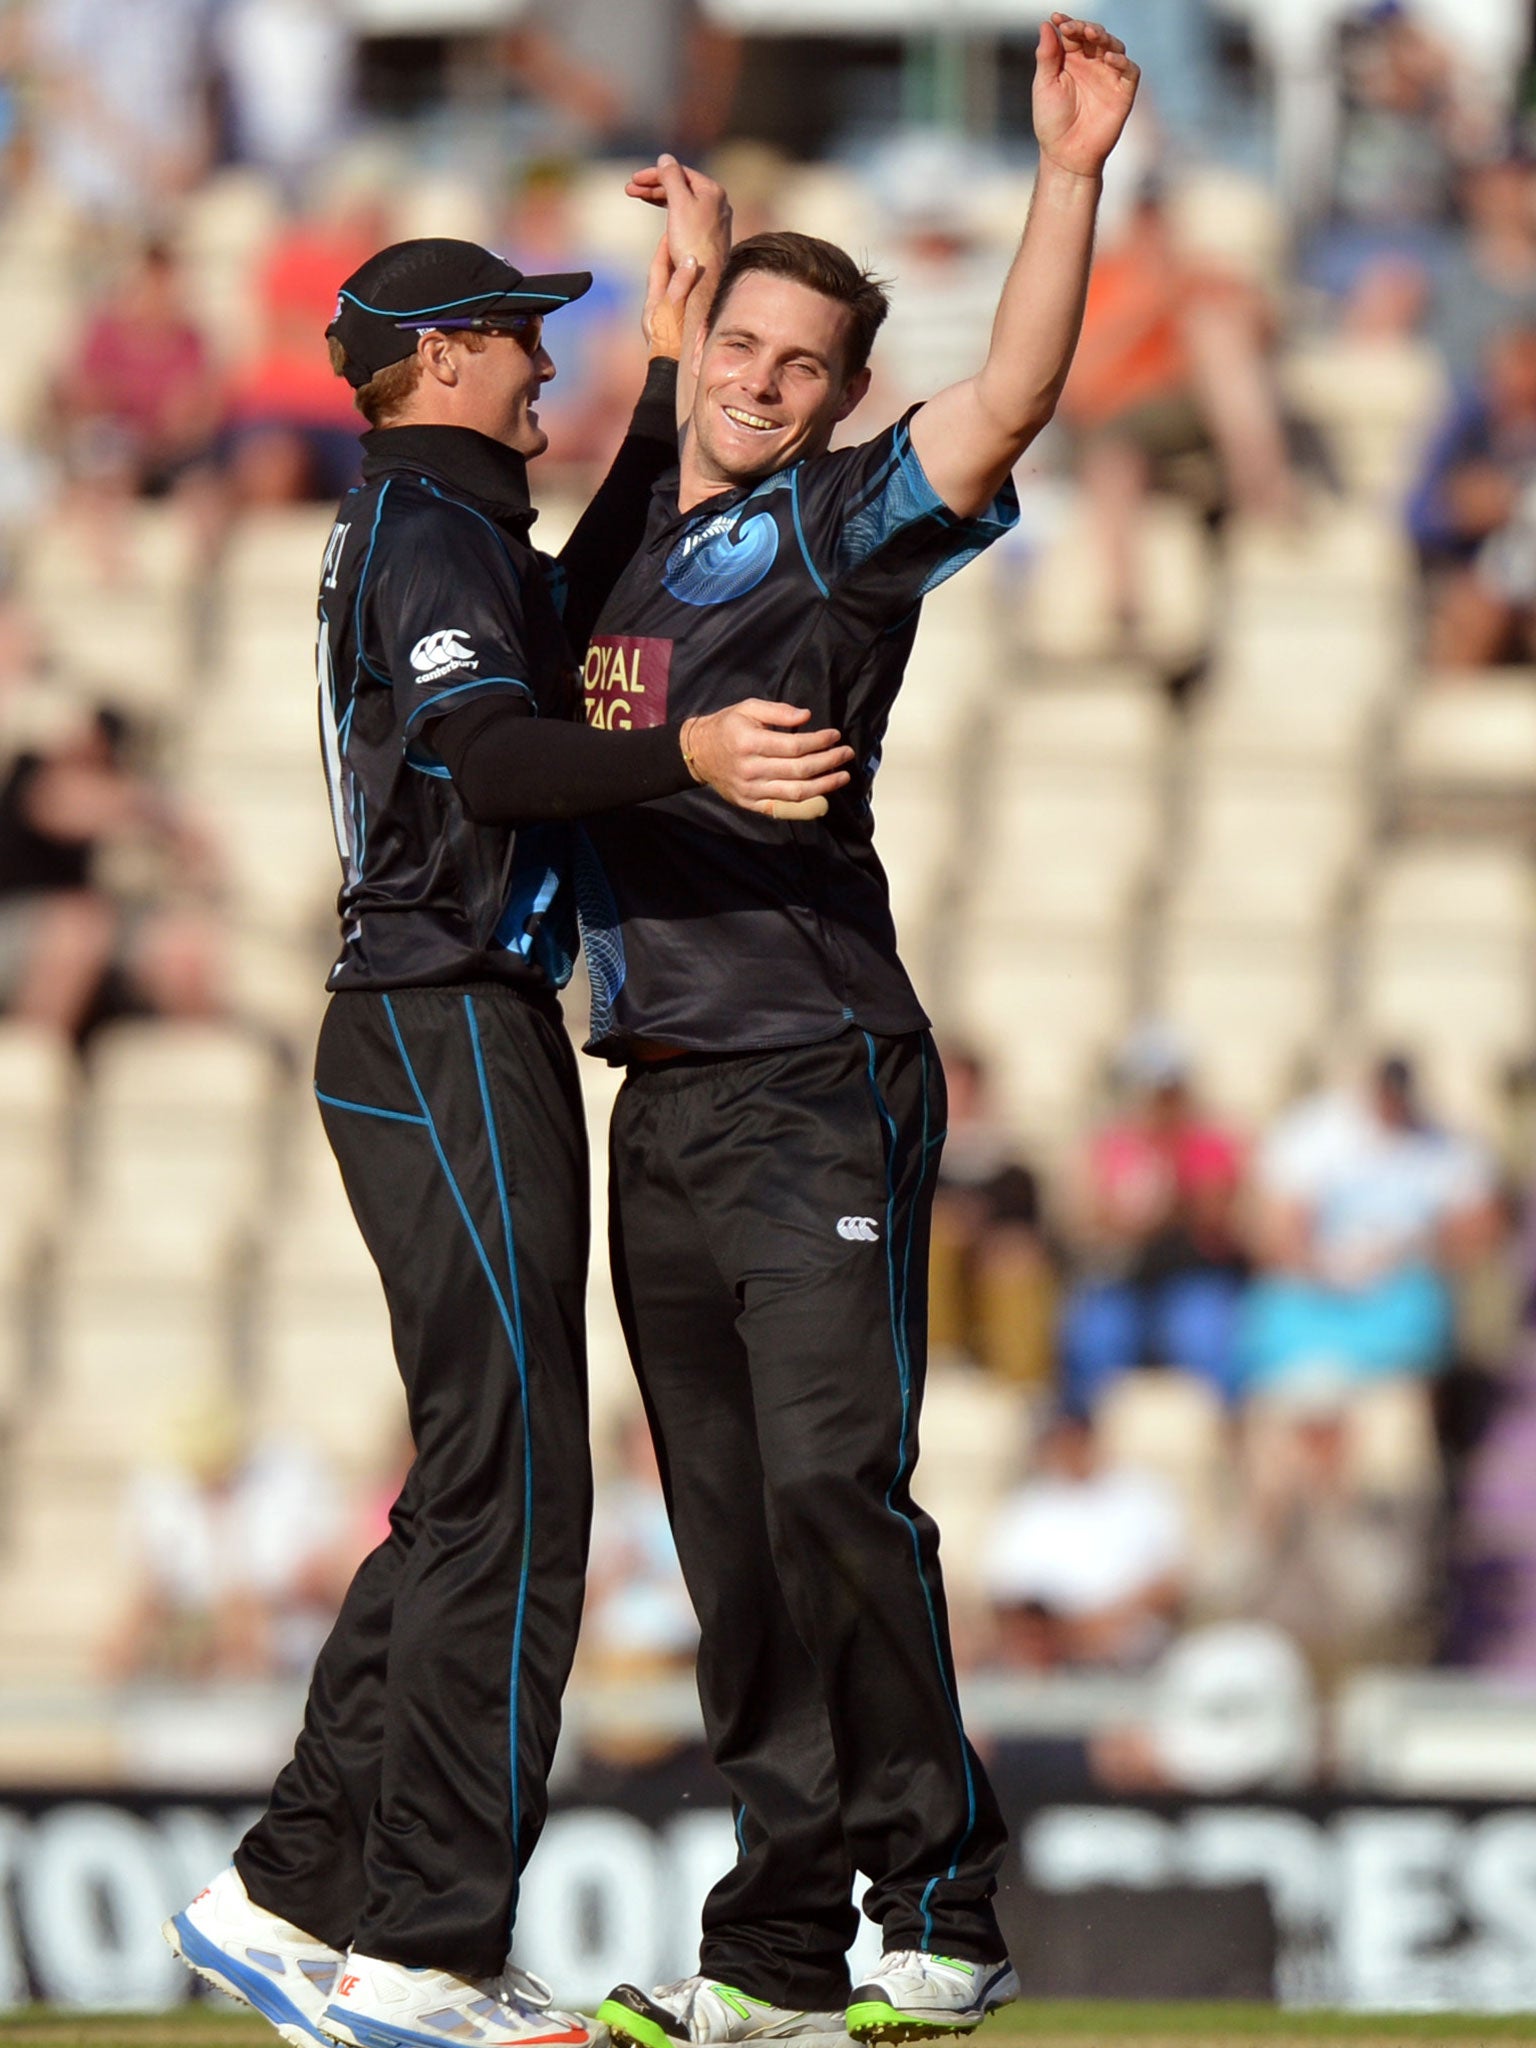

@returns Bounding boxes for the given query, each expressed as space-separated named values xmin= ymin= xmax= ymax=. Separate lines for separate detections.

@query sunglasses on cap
xmin=397 ymin=312 xmax=545 ymax=355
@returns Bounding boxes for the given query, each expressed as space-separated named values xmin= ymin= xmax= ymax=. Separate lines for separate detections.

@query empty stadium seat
xmin=1394 ymin=674 xmax=1536 ymax=802
xmin=1279 ymin=336 xmax=1449 ymax=498
xmin=221 ymin=510 xmax=341 ymax=601
xmin=1183 ymin=762 xmax=1369 ymax=874
xmin=1362 ymin=842 xmax=1536 ymax=941
xmin=81 ymin=1021 xmax=281 ymax=1244
xmin=913 ymin=1365 xmax=1032 ymax=1605
xmin=1154 ymin=931 xmax=1333 ymax=1122
xmin=1017 ymin=491 xmax=1212 ymax=667
xmin=991 ymin=676 xmax=1172 ymax=772
xmin=1163 ymin=847 xmax=1349 ymax=940
xmin=0 ymin=1021 xmax=75 ymax=1231
xmin=1193 ymin=671 xmax=1385 ymax=767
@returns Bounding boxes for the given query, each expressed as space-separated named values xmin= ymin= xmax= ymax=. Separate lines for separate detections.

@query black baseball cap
xmin=327 ymin=237 xmax=593 ymax=388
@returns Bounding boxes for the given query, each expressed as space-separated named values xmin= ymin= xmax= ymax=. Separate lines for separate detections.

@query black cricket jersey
xmin=578 ymin=411 xmax=1018 ymax=1056
xmin=317 ymin=387 xmax=673 ymax=995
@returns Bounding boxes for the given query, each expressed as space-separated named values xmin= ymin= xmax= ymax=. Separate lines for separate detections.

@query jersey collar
xmin=361 ymin=425 xmax=535 ymax=530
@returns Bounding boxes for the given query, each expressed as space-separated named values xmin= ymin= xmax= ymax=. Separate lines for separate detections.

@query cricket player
xmin=580 ymin=20 xmax=1140 ymax=2047
xmin=161 ymin=170 xmax=851 ymax=2048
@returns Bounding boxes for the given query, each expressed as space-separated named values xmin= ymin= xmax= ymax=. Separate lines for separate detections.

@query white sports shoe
xmin=163 ymin=1864 xmax=343 ymax=2047
xmin=598 ymin=1977 xmax=852 ymax=2048
xmin=320 ymin=1952 xmax=598 ymax=2048
xmin=846 ymin=1954 xmax=1019 ymax=2042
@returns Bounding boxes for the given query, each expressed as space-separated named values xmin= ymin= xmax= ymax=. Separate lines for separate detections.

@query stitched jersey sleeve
xmin=793 ymin=407 xmax=1020 ymax=613
xmin=365 ymin=495 xmax=539 ymax=738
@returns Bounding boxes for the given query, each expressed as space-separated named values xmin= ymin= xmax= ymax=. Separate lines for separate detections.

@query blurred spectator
xmin=53 ymin=243 xmax=219 ymax=500
xmin=1452 ymin=1353 xmax=1536 ymax=1671
xmin=105 ymin=1405 xmax=348 ymax=1681
xmin=979 ymin=1409 xmax=1186 ymax=1673
xmin=30 ymin=0 xmax=216 ymax=225
xmin=929 ymin=1047 xmax=1055 ymax=1388
xmin=1059 ymin=1025 xmax=1248 ymax=1412
xmin=579 ymin=1411 xmax=698 ymax=1766
xmin=1240 ymin=1055 xmax=1498 ymax=1398
xmin=584 ymin=1410 xmax=697 ymax=1680
xmin=869 ymin=143 xmax=1011 ymax=417
xmin=1331 ymin=5 xmax=1474 ymax=235
xmin=220 ymin=201 xmax=380 ymax=503
xmin=1426 ymin=154 xmax=1536 ymax=388
xmin=1410 ymin=324 xmax=1536 ymax=662
xmin=214 ymin=0 xmax=356 ymax=196
xmin=0 ymin=705 xmax=221 ymax=1040
xmin=1213 ymin=1378 xmax=1439 ymax=1674
xmin=1057 ymin=185 xmax=1297 ymax=645
xmin=500 ymin=0 xmax=740 ymax=159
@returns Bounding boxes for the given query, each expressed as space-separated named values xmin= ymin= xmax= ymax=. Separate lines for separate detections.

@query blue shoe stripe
xmin=172 ymin=1913 xmax=327 ymax=2043
xmin=326 ymin=2009 xmax=495 ymax=2048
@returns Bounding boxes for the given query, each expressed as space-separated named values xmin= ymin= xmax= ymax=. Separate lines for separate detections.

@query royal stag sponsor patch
xmin=583 ymin=635 xmax=673 ymax=730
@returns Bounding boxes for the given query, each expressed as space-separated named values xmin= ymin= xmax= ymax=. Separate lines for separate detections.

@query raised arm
xmin=908 ymin=15 xmax=1139 ymax=519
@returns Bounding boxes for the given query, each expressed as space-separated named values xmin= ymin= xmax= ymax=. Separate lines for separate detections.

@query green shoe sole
xmin=596 ymin=2001 xmax=677 ymax=2048
xmin=845 ymin=2002 xmax=984 ymax=2043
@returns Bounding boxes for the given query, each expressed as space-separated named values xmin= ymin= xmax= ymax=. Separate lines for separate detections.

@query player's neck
xmin=677 ymin=445 xmax=746 ymax=515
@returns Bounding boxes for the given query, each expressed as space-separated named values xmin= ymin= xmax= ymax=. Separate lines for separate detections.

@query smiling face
xmin=398 ymin=319 xmax=556 ymax=453
xmin=685 ymin=271 xmax=871 ymax=499
xmin=451 ymin=320 xmax=555 ymax=454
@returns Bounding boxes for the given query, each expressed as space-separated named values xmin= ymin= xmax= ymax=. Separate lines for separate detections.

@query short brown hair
xmin=707 ymin=232 xmax=889 ymax=377
xmin=327 ymin=330 xmax=488 ymax=429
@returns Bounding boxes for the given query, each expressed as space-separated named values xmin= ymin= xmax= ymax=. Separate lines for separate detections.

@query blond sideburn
xmin=328 ymin=331 xmax=489 ymax=429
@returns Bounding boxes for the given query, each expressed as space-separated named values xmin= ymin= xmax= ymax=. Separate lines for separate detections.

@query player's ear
xmin=833 ymin=365 xmax=871 ymax=423
xmin=418 ymin=331 xmax=459 ymax=386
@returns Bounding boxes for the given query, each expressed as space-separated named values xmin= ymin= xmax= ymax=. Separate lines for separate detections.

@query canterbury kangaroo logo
xmin=410 ymin=627 xmax=477 ymax=675
xmin=837 ymin=1216 xmax=880 ymax=1242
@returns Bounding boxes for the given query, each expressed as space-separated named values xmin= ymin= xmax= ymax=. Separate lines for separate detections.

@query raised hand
xmin=626 ymin=153 xmax=732 ymax=277
xmin=641 ymin=234 xmax=701 ymax=359
xmin=1033 ymin=15 xmax=1140 ymax=179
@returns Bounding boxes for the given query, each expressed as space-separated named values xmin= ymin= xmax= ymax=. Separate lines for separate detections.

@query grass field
xmin=5 ymin=2009 xmax=1536 ymax=2048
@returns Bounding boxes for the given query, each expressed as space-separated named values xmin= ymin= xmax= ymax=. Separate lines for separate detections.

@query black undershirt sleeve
xmin=556 ymin=356 xmax=680 ymax=652
xmin=426 ymin=692 xmax=693 ymax=825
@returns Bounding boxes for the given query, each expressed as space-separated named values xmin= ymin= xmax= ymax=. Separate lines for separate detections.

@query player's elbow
xmin=976 ymin=368 xmax=1060 ymax=448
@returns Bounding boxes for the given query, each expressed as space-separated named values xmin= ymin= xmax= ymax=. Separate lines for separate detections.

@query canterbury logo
xmin=410 ymin=627 xmax=477 ymax=675
xmin=837 ymin=1216 xmax=880 ymax=1242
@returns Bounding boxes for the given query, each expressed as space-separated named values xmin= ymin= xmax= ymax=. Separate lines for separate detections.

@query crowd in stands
xmin=1 ymin=0 xmax=1536 ymax=1795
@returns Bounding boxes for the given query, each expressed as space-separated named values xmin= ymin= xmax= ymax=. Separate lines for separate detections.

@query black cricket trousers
xmin=608 ymin=1028 xmax=1007 ymax=2012
xmin=235 ymin=984 xmax=591 ymax=1978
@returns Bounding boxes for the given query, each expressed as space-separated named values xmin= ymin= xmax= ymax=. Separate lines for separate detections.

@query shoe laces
xmin=489 ymin=1965 xmax=556 ymax=2015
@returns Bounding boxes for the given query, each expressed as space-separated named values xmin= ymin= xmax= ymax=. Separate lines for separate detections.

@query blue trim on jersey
xmin=338 ymin=286 xmax=573 ymax=317
xmin=403 ymin=674 xmax=535 ymax=735
xmin=315 ymin=1087 xmax=428 ymax=1127
xmin=834 ymin=422 xmax=1019 ymax=598
xmin=382 ymin=995 xmax=534 ymax=1925
xmin=789 ymin=467 xmax=830 ymax=599
xmin=463 ymin=992 xmax=533 ymax=1921
xmin=860 ymin=1031 xmax=977 ymax=1950
xmin=494 ymin=853 xmax=561 ymax=956
xmin=734 ymin=1803 xmax=749 ymax=1858
xmin=419 ymin=481 xmax=525 ymax=589
xmin=353 ymin=480 xmax=392 ymax=685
